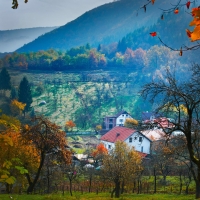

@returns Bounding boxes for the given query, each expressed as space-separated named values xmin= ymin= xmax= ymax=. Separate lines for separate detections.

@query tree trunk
xmin=153 ymin=168 xmax=157 ymax=194
xmin=195 ymin=181 xmax=200 ymax=199
xmin=26 ymin=151 xmax=45 ymax=194
xmin=89 ymin=177 xmax=92 ymax=193
xmin=69 ymin=179 xmax=73 ymax=196
xmin=179 ymin=172 xmax=182 ymax=195
xmin=115 ymin=179 xmax=121 ymax=198
xmin=121 ymin=180 xmax=125 ymax=194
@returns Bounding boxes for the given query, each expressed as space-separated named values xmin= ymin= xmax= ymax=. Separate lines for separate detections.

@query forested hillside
xmin=16 ymin=0 xmax=169 ymax=52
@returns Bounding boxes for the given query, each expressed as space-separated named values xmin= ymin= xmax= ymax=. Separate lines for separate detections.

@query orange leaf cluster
xmin=65 ymin=120 xmax=76 ymax=129
xmin=187 ymin=7 xmax=200 ymax=41
xmin=174 ymin=8 xmax=179 ymax=14
xmin=92 ymin=143 xmax=108 ymax=158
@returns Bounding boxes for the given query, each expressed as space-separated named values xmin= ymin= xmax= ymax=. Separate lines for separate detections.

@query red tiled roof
xmin=100 ymin=126 xmax=136 ymax=143
xmin=137 ymin=151 xmax=148 ymax=158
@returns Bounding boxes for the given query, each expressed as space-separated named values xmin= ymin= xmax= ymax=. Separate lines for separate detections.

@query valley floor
xmin=0 ymin=193 xmax=196 ymax=200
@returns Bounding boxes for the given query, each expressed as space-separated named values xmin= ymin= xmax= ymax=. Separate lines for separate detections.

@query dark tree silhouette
xmin=141 ymin=64 xmax=200 ymax=199
xmin=18 ymin=76 xmax=33 ymax=115
xmin=0 ymin=67 xmax=11 ymax=94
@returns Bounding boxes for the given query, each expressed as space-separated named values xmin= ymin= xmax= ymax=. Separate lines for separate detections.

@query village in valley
xmin=1 ymin=0 xmax=200 ymax=199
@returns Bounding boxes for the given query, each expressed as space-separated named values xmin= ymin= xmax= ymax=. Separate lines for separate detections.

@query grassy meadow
xmin=3 ymin=69 xmax=145 ymax=130
xmin=0 ymin=193 xmax=197 ymax=200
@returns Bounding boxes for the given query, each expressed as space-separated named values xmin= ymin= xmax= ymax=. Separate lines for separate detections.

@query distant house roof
xmin=100 ymin=126 xmax=151 ymax=143
xmin=141 ymin=129 xmax=166 ymax=141
xmin=137 ymin=151 xmax=148 ymax=158
xmin=142 ymin=111 xmax=161 ymax=121
xmin=104 ymin=110 xmax=130 ymax=118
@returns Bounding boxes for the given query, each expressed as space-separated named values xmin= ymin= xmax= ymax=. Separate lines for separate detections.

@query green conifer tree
xmin=0 ymin=67 xmax=11 ymax=93
xmin=18 ymin=77 xmax=33 ymax=115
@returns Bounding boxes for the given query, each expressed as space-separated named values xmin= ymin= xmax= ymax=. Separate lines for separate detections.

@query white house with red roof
xmin=103 ymin=110 xmax=133 ymax=130
xmin=100 ymin=126 xmax=152 ymax=154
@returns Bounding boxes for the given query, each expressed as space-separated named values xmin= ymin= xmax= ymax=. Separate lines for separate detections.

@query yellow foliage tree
xmin=10 ymin=99 xmax=26 ymax=116
xmin=124 ymin=118 xmax=139 ymax=128
xmin=102 ymin=141 xmax=142 ymax=198
xmin=0 ymin=114 xmax=39 ymax=192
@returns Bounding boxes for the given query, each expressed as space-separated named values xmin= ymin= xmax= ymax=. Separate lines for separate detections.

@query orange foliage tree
xmin=92 ymin=143 xmax=108 ymax=162
xmin=22 ymin=117 xmax=71 ymax=194
xmin=65 ymin=120 xmax=76 ymax=132
xmin=0 ymin=114 xmax=39 ymax=193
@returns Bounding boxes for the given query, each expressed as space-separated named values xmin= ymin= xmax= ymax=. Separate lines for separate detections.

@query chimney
xmin=116 ymin=133 xmax=120 ymax=137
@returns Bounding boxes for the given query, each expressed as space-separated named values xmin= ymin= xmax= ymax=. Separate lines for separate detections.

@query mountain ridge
xmin=16 ymin=0 xmax=166 ymax=53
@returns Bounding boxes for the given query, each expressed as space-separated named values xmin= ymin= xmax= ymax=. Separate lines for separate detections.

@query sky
xmin=0 ymin=0 xmax=112 ymax=30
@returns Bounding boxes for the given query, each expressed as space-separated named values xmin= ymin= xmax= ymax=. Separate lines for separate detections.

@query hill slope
xmin=0 ymin=27 xmax=57 ymax=53
xmin=17 ymin=0 xmax=170 ymax=53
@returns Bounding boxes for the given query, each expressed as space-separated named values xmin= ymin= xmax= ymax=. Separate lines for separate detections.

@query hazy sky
xmin=0 ymin=0 xmax=112 ymax=30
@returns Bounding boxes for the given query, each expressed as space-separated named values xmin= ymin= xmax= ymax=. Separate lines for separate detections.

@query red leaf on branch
xmin=179 ymin=47 xmax=183 ymax=56
xmin=186 ymin=1 xmax=190 ymax=9
xmin=150 ymin=32 xmax=157 ymax=37
xmin=174 ymin=8 xmax=179 ymax=14
xmin=186 ymin=29 xmax=192 ymax=38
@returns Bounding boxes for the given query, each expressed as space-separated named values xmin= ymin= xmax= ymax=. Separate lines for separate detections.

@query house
xmin=100 ymin=126 xmax=152 ymax=154
xmin=141 ymin=128 xmax=166 ymax=141
xmin=103 ymin=110 xmax=133 ymax=130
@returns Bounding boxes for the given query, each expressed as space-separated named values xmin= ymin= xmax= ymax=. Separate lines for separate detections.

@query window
xmin=109 ymin=124 xmax=113 ymax=129
xmin=109 ymin=118 xmax=113 ymax=123
xmin=139 ymin=137 xmax=143 ymax=142
xmin=108 ymin=145 xmax=111 ymax=149
xmin=141 ymin=146 xmax=143 ymax=152
xmin=126 ymin=114 xmax=128 ymax=116
xmin=134 ymin=136 xmax=137 ymax=140
xmin=120 ymin=119 xmax=123 ymax=122
xmin=129 ymin=137 xmax=132 ymax=143
xmin=122 ymin=114 xmax=124 ymax=117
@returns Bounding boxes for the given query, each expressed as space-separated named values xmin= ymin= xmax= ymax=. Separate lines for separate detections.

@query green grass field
xmin=0 ymin=193 xmax=197 ymax=200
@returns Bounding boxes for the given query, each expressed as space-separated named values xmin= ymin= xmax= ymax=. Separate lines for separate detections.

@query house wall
xmin=101 ymin=140 xmax=115 ymax=150
xmin=116 ymin=114 xmax=132 ymax=126
xmin=124 ymin=132 xmax=151 ymax=154
xmin=101 ymin=132 xmax=151 ymax=154
xmin=104 ymin=117 xmax=116 ymax=130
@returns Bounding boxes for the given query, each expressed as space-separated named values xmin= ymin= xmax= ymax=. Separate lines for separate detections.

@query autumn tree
xmin=92 ymin=143 xmax=108 ymax=164
xmin=65 ymin=120 xmax=76 ymax=132
xmin=124 ymin=118 xmax=139 ymax=129
xmin=102 ymin=141 xmax=142 ymax=198
xmin=18 ymin=76 xmax=33 ymax=115
xmin=141 ymin=64 xmax=200 ymax=198
xmin=0 ymin=114 xmax=39 ymax=193
xmin=10 ymin=99 xmax=26 ymax=116
xmin=21 ymin=117 xmax=71 ymax=194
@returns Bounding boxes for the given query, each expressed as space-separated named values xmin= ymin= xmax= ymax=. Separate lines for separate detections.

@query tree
xmin=143 ymin=1 xmax=200 ymax=53
xmin=10 ymin=99 xmax=26 ymax=116
xmin=92 ymin=143 xmax=108 ymax=164
xmin=102 ymin=141 xmax=142 ymax=198
xmin=18 ymin=77 xmax=33 ymax=115
xmin=0 ymin=114 xmax=38 ymax=193
xmin=141 ymin=64 xmax=200 ymax=198
xmin=22 ymin=117 xmax=71 ymax=194
xmin=0 ymin=67 xmax=11 ymax=94
xmin=124 ymin=118 xmax=139 ymax=129
xmin=65 ymin=120 xmax=76 ymax=132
